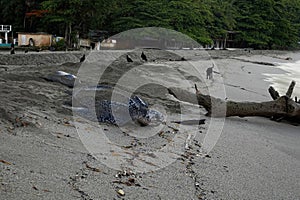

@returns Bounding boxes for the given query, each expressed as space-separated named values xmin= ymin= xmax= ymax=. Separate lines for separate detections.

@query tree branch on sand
xmin=168 ymin=81 xmax=300 ymax=123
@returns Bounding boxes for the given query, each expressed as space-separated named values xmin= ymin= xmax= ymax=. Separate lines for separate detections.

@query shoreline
xmin=264 ymin=58 xmax=300 ymax=98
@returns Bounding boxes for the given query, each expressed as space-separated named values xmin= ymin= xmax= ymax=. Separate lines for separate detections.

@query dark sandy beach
xmin=0 ymin=49 xmax=299 ymax=199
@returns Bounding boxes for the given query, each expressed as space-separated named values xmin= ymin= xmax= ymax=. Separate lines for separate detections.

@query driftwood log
xmin=168 ymin=81 xmax=300 ymax=123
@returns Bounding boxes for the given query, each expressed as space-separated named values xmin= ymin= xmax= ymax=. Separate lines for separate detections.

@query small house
xmin=17 ymin=32 xmax=53 ymax=47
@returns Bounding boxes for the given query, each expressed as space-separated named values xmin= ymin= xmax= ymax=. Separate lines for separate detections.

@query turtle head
xmin=129 ymin=96 xmax=150 ymax=125
xmin=129 ymin=96 xmax=164 ymax=126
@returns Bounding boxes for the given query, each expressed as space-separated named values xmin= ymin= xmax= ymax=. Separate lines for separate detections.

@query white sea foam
xmin=264 ymin=59 xmax=300 ymax=99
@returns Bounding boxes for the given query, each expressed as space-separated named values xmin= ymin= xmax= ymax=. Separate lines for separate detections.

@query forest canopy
xmin=0 ymin=0 xmax=299 ymax=49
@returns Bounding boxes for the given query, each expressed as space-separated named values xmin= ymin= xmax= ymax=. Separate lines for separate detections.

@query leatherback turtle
xmin=45 ymin=71 xmax=164 ymax=126
xmin=94 ymin=95 xmax=163 ymax=126
xmin=72 ymin=85 xmax=164 ymax=126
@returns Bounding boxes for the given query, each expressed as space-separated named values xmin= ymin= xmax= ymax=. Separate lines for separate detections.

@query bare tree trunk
xmin=65 ymin=23 xmax=68 ymax=46
xmin=69 ymin=22 xmax=72 ymax=47
xmin=168 ymin=81 xmax=300 ymax=123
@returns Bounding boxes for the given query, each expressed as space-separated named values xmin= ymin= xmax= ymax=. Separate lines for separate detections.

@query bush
xmin=52 ymin=38 xmax=66 ymax=51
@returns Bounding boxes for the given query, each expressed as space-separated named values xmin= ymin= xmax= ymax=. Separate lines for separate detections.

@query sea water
xmin=265 ymin=59 xmax=300 ymax=99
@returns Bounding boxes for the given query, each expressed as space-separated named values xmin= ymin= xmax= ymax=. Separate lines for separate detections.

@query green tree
xmin=207 ymin=0 xmax=237 ymax=46
xmin=91 ymin=0 xmax=117 ymax=31
xmin=234 ymin=0 xmax=300 ymax=49
xmin=109 ymin=0 xmax=213 ymax=45
xmin=110 ymin=0 xmax=168 ymax=32
xmin=233 ymin=0 xmax=275 ymax=49
xmin=0 ymin=0 xmax=27 ymax=32
xmin=41 ymin=0 xmax=97 ymax=46
xmin=270 ymin=0 xmax=300 ymax=48
xmin=163 ymin=0 xmax=212 ymax=45
xmin=1 ymin=0 xmax=299 ymax=49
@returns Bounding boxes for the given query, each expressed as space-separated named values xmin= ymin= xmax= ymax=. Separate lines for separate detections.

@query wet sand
xmin=0 ymin=49 xmax=299 ymax=199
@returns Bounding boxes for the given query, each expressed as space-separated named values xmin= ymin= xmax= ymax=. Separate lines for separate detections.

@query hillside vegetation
xmin=1 ymin=0 xmax=299 ymax=49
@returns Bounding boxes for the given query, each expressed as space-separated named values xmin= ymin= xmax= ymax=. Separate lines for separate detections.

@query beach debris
xmin=32 ymin=186 xmax=39 ymax=191
xmin=166 ymin=124 xmax=179 ymax=132
xmin=185 ymin=133 xmax=192 ymax=150
xmin=180 ymin=82 xmax=300 ymax=124
xmin=15 ymin=117 xmax=30 ymax=127
xmin=158 ymin=131 xmax=164 ymax=137
xmin=119 ymin=169 xmax=134 ymax=177
xmin=0 ymin=160 xmax=12 ymax=165
xmin=54 ymin=132 xmax=67 ymax=139
xmin=7 ymin=126 xmax=15 ymax=131
xmin=113 ymin=178 xmax=141 ymax=187
xmin=117 ymin=189 xmax=125 ymax=196
xmin=114 ymin=169 xmax=138 ymax=188
xmin=60 ymin=118 xmax=75 ymax=127
xmin=115 ymin=169 xmax=136 ymax=179
xmin=126 ymin=179 xmax=140 ymax=186
xmin=171 ymin=119 xmax=205 ymax=125
xmin=84 ymin=162 xmax=101 ymax=172
xmin=128 ymin=178 xmax=135 ymax=184
xmin=35 ymin=121 xmax=42 ymax=127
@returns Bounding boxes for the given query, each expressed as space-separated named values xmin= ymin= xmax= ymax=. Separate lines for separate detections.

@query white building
xmin=0 ymin=25 xmax=12 ymax=44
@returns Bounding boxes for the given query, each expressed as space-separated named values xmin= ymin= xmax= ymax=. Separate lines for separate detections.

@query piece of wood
xmin=268 ymin=86 xmax=280 ymax=100
xmin=168 ymin=81 xmax=300 ymax=123
xmin=286 ymin=81 xmax=295 ymax=98
xmin=195 ymin=82 xmax=300 ymax=121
